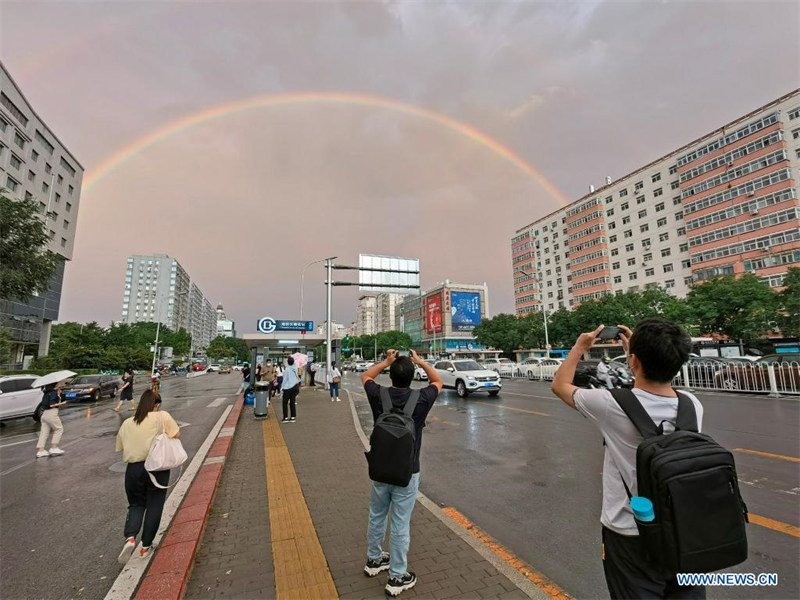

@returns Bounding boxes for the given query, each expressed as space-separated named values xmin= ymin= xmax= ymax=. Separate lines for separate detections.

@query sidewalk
xmin=185 ymin=384 xmax=549 ymax=599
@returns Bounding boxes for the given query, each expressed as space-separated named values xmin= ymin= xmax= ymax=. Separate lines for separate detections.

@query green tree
xmin=687 ymin=274 xmax=778 ymax=342
xmin=376 ymin=330 xmax=413 ymax=354
xmin=0 ymin=326 xmax=13 ymax=364
xmin=473 ymin=314 xmax=524 ymax=357
xmin=0 ymin=191 xmax=63 ymax=301
xmin=206 ymin=336 xmax=230 ymax=360
xmin=163 ymin=327 xmax=192 ymax=355
xmin=777 ymin=267 xmax=800 ymax=337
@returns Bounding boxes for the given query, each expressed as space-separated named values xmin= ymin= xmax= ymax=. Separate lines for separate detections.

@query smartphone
xmin=397 ymin=351 xmax=410 ymax=357
xmin=598 ymin=326 xmax=621 ymax=340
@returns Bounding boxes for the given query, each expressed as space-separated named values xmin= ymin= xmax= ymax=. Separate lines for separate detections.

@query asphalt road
xmin=0 ymin=372 xmax=240 ymax=600
xmin=345 ymin=373 xmax=800 ymax=600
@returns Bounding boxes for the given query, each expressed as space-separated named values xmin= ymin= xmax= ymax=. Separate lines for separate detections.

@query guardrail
xmin=674 ymin=360 xmax=799 ymax=397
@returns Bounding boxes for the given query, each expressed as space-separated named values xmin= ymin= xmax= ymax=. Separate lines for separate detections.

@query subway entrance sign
xmin=257 ymin=317 xmax=314 ymax=334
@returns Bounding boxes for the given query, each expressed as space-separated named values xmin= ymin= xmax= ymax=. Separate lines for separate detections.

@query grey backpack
xmin=365 ymin=387 xmax=420 ymax=487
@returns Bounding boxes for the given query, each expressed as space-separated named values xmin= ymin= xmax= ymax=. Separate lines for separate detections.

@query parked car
xmin=207 ymin=364 xmax=221 ymax=372
xmin=517 ymin=357 xmax=562 ymax=380
xmin=62 ymin=374 xmax=121 ymax=402
xmin=354 ymin=361 xmax=370 ymax=372
xmin=482 ymin=358 xmax=516 ymax=378
xmin=0 ymin=375 xmax=41 ymax=421
xmin=434 ymin=359 xmax=502 ymax=398
xmin=219 ymin=366 xmax=232 ymax=374
xmin=232 ymin=365 xmax=243 ymax=372
xmin=713 ymin=353 xmax=800 ymax=392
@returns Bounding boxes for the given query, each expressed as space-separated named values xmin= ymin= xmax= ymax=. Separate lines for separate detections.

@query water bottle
xmin=630 ymin=496 xmax=655 ymax=523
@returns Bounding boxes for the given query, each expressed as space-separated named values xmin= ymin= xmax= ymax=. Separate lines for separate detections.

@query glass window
xmin=638 ymin=209 xmax=647 ymax=218
xmin=640 ymin=224 xmax=649 ymax=232
xmin=621 ymin=202 xmax=629 ymax=211
xmin=629 ymin=272 xmax=638 ymax=280
xmin=627 ymin=257 xmax=636 ymax=266
xmin=9 ymin=154 xmax=21 ymax=169
xmin=625 ymin=243 xmax=634 ymax=252
xmin=659 ymin=232 xmax=669 ymax=242
xmin=622 ymin=216 xmax=631 ymax=224
xmin=619 ymin=189 xmax=628 ymax=197
xmin=657 ymin=217 xmax=667 ymax=227
xmin=663 ymin=263 xmax=674 ymax=273
xmin=5 ymin=176 xmax=19 ymax=191
xmin=654 ymin=188 xmax=663 ymax=197
xmin=614 ymin=275 xmax=622 ymax=284
xmin=645 ymin=268 xmax=655 ymax=276
xmin=661 ymin=248 xmax=671 ymax=257
xmin=652 ymin=173 xmax=662 ymax=183
xmin=13 ymin=132 xmax=25 ymax=148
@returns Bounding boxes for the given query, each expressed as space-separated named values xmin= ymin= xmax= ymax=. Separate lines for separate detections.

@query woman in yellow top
xmin=115 ymin=389 xmax=180 ymax=564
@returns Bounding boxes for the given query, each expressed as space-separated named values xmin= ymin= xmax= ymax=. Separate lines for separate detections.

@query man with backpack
xmin=361 ymin=349 xmax=442 ymax=597
xmin=551 ymin=319 xmax=747 ymax=599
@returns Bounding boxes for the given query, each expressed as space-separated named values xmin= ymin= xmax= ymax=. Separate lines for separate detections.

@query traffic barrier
xmin=673 ymin=359 xmax=799 ymax=396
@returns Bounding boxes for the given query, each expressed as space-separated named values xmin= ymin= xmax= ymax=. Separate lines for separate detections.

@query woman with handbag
xmin=115 ymin=389 xmax=181 ymax=564
xmin=327 ymin=361 xmax=342 ymax=402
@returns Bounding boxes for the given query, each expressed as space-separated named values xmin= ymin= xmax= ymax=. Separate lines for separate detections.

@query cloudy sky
xmin=2 ymin=0 xmax=798 ymax=332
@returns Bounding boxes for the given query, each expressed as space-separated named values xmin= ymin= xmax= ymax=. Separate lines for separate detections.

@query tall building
xmin=0 ymin=63 xmax=84 ymax=364
xmin=376 ymin=293 xmax=404 ymax=333
xmin=512 ymin=90 xmax=800 ymax=316
xmin=355 ymin=295 xmax=377 ymax=336
xmin=216 ymin=303 xmax=235 ymax=338
xmin=120 ymin=254 xmax=216 ymax=354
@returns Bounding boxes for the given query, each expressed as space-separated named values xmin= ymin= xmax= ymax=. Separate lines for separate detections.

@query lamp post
xmin=325 ymin=256 xmax=337 ymax=373
xmin=517 ymin=269 xmax=550 ymax=353
xmin=300 ymin=258 xmax=328 ymax=321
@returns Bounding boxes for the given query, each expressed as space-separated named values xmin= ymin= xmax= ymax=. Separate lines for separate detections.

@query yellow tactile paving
xmin=263 ymin=407 xmax=339 ymax=600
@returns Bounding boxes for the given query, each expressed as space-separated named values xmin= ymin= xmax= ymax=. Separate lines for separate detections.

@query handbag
xmin=144 ymin=413 xmax=187 ymax=489
xmin=332 ymin=376 xmax=341 ymax=384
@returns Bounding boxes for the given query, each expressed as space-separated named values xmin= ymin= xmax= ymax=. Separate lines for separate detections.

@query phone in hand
xmin=397 ymin=351 xmax=410 ymax=357
xmin=598 ymin=326 xmax=621 ymax=340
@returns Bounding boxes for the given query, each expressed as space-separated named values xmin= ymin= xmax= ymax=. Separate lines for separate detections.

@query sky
xmin=1 ymin=0 xmax=798 ymax=333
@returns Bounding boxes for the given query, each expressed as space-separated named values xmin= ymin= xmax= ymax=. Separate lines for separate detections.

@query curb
xmin=133 ymin=395 xmax=244 ymax=600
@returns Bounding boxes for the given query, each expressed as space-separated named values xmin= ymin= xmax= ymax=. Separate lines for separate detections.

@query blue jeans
xmin=329 ymin=382 xmax=340 ymax=398
xmin=366 ymin=473 xmax=420 ymax=578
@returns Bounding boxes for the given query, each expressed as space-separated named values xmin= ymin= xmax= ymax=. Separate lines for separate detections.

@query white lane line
xmin=0 ymin=437 xmax=85 ymax=477
xmin=0 ymin=438 xmax=37 ymax=449
xmin=343 ymin=389 xmax=549 ymax=600
xmin=104 ymin=404 xmax=233 ymax=600
xmin=207 ymin=397 xmax=227 ymax=408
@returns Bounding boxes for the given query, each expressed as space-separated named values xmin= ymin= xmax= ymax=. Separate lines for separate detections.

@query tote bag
xmin=144 ymin=413 xmax=187 ymax=489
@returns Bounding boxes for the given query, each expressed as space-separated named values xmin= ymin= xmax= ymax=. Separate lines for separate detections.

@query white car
xmin=0 ymin=375 xmax=42 ymax=421
xmin=207 ymin=364 xmax=221 ymax=372
xmin=517 ymin=357 xmax=563 ymax=380
xmin=434 ymin=359 xmax=502 ymax=398
xmin=414 ymin=361 xmax=435 ymax=381
xmin=482 ymin=358 xmax=516 ymax=378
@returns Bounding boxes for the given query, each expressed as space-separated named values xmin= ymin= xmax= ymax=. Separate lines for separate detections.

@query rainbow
xmin=83 ymin=91 xmax=568 ymax=205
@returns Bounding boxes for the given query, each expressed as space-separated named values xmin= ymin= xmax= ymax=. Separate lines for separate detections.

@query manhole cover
xmin=109 ymin=461 xmax=127 ymax=473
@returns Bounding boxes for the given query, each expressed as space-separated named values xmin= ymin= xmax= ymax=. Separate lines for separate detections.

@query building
xmin=216 ymin=303 xmax=235 ymax=338
xmin=316 ymin=321 xmax=347 ymax=338
xmin=120 ymin=254 xmax=216 ymax=354
xmin=376 ymin=293 xmax=404 ymax=333
xmin=0 ymin=64 xmax=84 ymax=364
xmin=396 ymin=281 xmax=496 ymax=359
xmin=512 ymin=90 xmax=800 ymax=316
xmin=355 ymin=295 xmax=377 ymax=336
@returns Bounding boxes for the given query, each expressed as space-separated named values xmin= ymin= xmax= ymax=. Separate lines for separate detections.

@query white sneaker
xmin=118 ymin=537 xmax=136 ymax=564
xmin=49 ymin=448 xmax=64 ymax=456
xmin=36 ymin=450 xmax=50 ymax=458
xmin=336 ymin=398 xmax=341 ymax=402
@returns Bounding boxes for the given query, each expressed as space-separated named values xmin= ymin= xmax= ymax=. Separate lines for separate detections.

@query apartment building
xmin=512 ymin=90 xmax=800 ymax=316
xmin=0 ymin=63 xmax=84 ymax=363
xmin=355 ymin=295 xmax=377 ymax=336
xmin=376 ymin=293 xmax=404 ymax=333
xmin=216 ymin=303 xmax=235 ymax=338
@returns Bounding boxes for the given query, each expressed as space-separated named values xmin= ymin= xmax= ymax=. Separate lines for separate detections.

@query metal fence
xmin=673 ymin=360 xmax=799 ymax=396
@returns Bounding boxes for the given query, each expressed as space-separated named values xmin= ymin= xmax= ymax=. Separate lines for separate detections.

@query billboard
xmin=425 ymin=293 xmax=443 ymax=334
xmin=450 ymin=291 xmax=482 ymax=331
xmin=359 ymin=254 xmax=420 ymax=295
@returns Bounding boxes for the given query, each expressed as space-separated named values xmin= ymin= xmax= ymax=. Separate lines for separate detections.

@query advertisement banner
xmin=425 ymin=294 xmax=443 ymax=334
xmin=450 ymin=291 xmax=482 ymax=331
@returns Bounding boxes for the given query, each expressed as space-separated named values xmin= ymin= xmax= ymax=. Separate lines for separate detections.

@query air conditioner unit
xmin=748 ymin=190 xmax=756 ymax=197
xmin=727 ymin=161 xmax=734 ymax=168
xmin=749 ymin=207 xmax=759 ymax=216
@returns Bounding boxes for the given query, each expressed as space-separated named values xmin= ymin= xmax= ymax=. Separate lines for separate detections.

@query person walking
xmin=280 ymin=357 xmax=300 ymax=423
xmin=272 ymin=363 xmax=283 ymax=399
xmin=255 ymin=362 xmax=262 ymax=382
xmin=361 ymin=350 xmax=442 ymax=596
xmin=115 ymin=390 xmax=181 ymax=564
xmin=551 ymin=320 xmax=706 ymax=599
xmin=36 ymin=382 xmax=66 ymax=458
xmin=327 ymin=361 xmax=342 ymax=402
xmin=115 ymin=369 xmax=136 ymax=412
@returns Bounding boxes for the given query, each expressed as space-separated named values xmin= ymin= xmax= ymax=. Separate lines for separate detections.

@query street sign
xmin=358 ymin=254 xmax=420 ymax=294
xmin=257 ymin=317 xmax=314 ymax=334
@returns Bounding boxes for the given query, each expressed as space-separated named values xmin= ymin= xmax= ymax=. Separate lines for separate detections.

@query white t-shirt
xmin=327 ymin=368 xmax=341 ymax=383
xmin=574 ymin=387 xmax=704 ymax=536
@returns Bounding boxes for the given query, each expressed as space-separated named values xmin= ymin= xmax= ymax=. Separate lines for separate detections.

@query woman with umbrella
xmin=34 ymin=370 xmax=75 ymax=458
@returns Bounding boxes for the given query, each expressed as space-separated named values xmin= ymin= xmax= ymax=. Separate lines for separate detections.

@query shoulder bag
xmin=144 ymin=413 xmax=188 ymax=489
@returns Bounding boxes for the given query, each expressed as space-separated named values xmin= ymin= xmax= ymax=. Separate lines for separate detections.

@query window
xmin=57 ymin=174 xmax=63 ymax=185
xmin=665 ymin=279 xmax=675 ymax=289
xmin=27 ymin=169 xmax=35 ymax=181
xmin=624 ymin=229 xmax=633 ymax=238
xmin=673 ymin=196 xmax=682 ymax=205
xmin=627 ymin=258 xmax=636 ymax=266
xmin=629 ymin=272 xmax=638 ymax=280
xmin=38 ymin=201 xmax=46 ymax=213
xmin=671 ymin=181 xmax=680 ymax=190
xmin=608 ymin=222 xmax=616 ymax=230
xmin=653 ymin=188 xmax=663 ymax=197
xmin=661 ymin=248 xmax=672 ymax=257
xmin=675 ymin=211 xmax=684 ymax=221
xmin=621 ymin=202 xmax=629 ymax=211
xmin=622 ymin=216 xmax=631 ymax=225
xmin=634 ymin=181 xmax=643 ymax=191
xmin=677 ymin=227 xmax=686 ymax=236
xmin=605 ymin=195 xmax=613 ymax=204
xmin=655 ymin=202 xmax=665 ymax=212
xmin=679 ymin=243 xmax=688 ymax=253
xmin=614 ymin=275 xmax=622 ymax=284
xmin=60 ymin=157 xmax=76 ymax=177
xmin=42 ymin=181 xmax=49 ymax=193
xmin=657 ymin=217 xmax=667 ymax=227
xmin=1 ymin=92 xmax=29 ymax=126
xmin=625 ymin=243 xmax=634 ymax=252
xmin=48 ymin=229 xmax=55 ymax=239
xmin=643 ymin=253 xmax=652 ymax=261
xmin=659 ymin=232 xmax=669 ymax=242
xmin=612 ymin=262 xmax=620 ymax=270
xmin=5 ymin=176 xmax=19 ymax=191
xmin=620 ymin=189 xmax=628 ymax=197
xmin=60 ymin=237 xmax=67 ymax=248
xmin=0 ymin=117 xmax=5 ymax=131
xmin=652 ymin=173 xmax=662 ymax=183
xmin=645 ymin=268 xmax=655 ymax=277
xmin=68 ymin=185 xmax=74 ymax=195
xmin=669 ymin=165 xmax=678 ymax=175
xmin=55 ymin=192 xmax=60 ymax=204
xmin=62 ymin=220 xmax=69 ymax=229
xmin=638 ymin=209 xmax=647 ymax=218
xmin=13 ymin=132 xmax=25 ymax=149
xmin=640 ymin=224 xmax=649 ymax=233
xmin=611 ymin=248 xmax=619 ymax=257
xmin=607 ymin=208 xmax=615 ymax=217
xmin=31 ymin=149 xmax=38 ymax=162
xmin=9 ymin=154 xmax=21 ymax=169
xmin=663 ymin=263 xmax=674 ymax=273
xmin=65 ymin=202 xmax=72 ymax=213
xmin=45 ymin=163 xmax=52 ymax=175
xmin=682 ymin=259 xmax=691 ymax=269
xmin=35 ymin=130 xmax=55 ymax=154
xmin=793 ymin=128 xmax=800 ymax=140
xmin=789 ymin=107 xmax=800 ymax=120
xmin=642 ymin=239 xmax=651 ymax=249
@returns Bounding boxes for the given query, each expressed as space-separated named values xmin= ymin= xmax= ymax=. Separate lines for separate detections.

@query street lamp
xmin=300 ymin=258 xmax=329 ymax=321
xmin=517 ymin=269 xmax=550 ymax=354
xmin=150 ymin=290 xmax=189 ymax=376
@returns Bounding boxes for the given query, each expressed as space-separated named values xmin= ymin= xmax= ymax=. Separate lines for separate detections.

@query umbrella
xmin=291 ymin=353 xmax=308 ymax=368
xmin=32 ymin=370 xmax=77 ymax=388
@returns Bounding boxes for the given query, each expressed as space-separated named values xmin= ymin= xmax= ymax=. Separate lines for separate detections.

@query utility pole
xmin=325 ymin=257 xmax=336 ymax=375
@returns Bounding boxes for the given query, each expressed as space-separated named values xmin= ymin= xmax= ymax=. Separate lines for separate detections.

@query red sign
xmin=426 ymin=294 xmax=443 ymax=334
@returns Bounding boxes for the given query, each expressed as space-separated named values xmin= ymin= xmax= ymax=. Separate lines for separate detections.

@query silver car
xmin=0 ymin=375 xmax=42 ymax=421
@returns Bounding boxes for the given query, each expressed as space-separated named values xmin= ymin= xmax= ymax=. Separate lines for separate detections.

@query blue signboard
xmin=445 ymin=339 xmax=486 ymax=350
xmin=257 ymin=317 xmax=314 ymax=334
xmin=450 ymin=292 xmax=481 ymax=331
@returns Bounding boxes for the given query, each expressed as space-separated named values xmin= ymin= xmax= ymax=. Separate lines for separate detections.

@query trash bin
xmin=254 ymin=382 xmax=270 ymax=418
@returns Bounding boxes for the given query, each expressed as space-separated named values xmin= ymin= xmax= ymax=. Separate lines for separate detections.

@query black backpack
xmin=610 ymin=388 xmax=749 ymax=574
xmin=365 ymin=387 xmax=420 ymax=487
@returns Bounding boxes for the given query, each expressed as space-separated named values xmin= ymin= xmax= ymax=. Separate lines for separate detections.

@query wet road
xmin=0 ymin=373 xmax=240 ymax=600
xmin=346 ymin=373 xmax=800 ymax=600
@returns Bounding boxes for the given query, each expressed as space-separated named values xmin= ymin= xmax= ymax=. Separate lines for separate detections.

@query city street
xmin=346 ymin=373 xmax=800 ymax=599
xmin=0 ymin=373 xmax=240 ymax=600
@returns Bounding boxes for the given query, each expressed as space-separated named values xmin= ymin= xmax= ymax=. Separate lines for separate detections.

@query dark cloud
xmin=1 ymin=0 xmax=797 ymax=332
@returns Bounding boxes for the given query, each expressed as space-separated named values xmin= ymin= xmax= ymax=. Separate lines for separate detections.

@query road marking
xmin=443 ymin=506 xmax=571 ymax=599
xmin=497 ymin=390 xmax=559 ymax=401
xmin=0 ymin=438 xmax=37 ymax=449
xmin=749 ymin=514 xmax=800 ymax=538
xmin=207 ymin=397 xmax=227 ymax=408
xmin=733 ymin=448 xmax=800 ymax=463
xmin=262 ymin=406 xmax=338 ymax=599
xmin=428 ymin=414 xmax=456 ymax=426
xmin=104 ymin=405 xmax=233 ymax=600
xmin=474 ymin=401 xmax=550 ymax=417
xmin=0 ymin=436 xmax=85 ymax=477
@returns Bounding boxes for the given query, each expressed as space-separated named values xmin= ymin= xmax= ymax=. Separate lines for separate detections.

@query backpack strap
xmin=401 ymin=390 xmax=421 ymax=417
xmin=675 ymin=392 xmax=699 ymax=432
xmin=378 ymin=386 xmax=393 ymax=414
xmin=610 ymin=388 xmax=660 ymax=439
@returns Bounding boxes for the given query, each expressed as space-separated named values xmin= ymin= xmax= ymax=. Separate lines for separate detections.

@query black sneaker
xmin=281 ymin=418 xmax=289 ymax=423
xmin=289 ymin=417 xmax=296 ymax=422
xmin=385 ymin=572 xmax=416 ymax=596
xmin=363 ymin=551 xmax=390 ymax=577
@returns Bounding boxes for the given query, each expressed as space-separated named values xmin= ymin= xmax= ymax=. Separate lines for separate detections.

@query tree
xmin=0 ymin=191 xmax=63 ymax=301
xmin=376 ymin=330 xmax=413 ymax=355
xmin=473 ymin=314 xmax=524 ymax=357
xmin=163 ymin=328 xmax=192 ymax=355
xmin=206 ymin=336 xmax=230 ymax=360
xmin=687 ymin=274 xmax=778 ymax=342
xmin=777 ymin=267 xmax=800 ymax=337
xmin=0 ymin=326 xmax=13 ymax=364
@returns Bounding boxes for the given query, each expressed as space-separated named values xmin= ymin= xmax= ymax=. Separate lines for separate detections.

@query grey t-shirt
xmin=574 ymin=387 xmax=704 ymax=536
